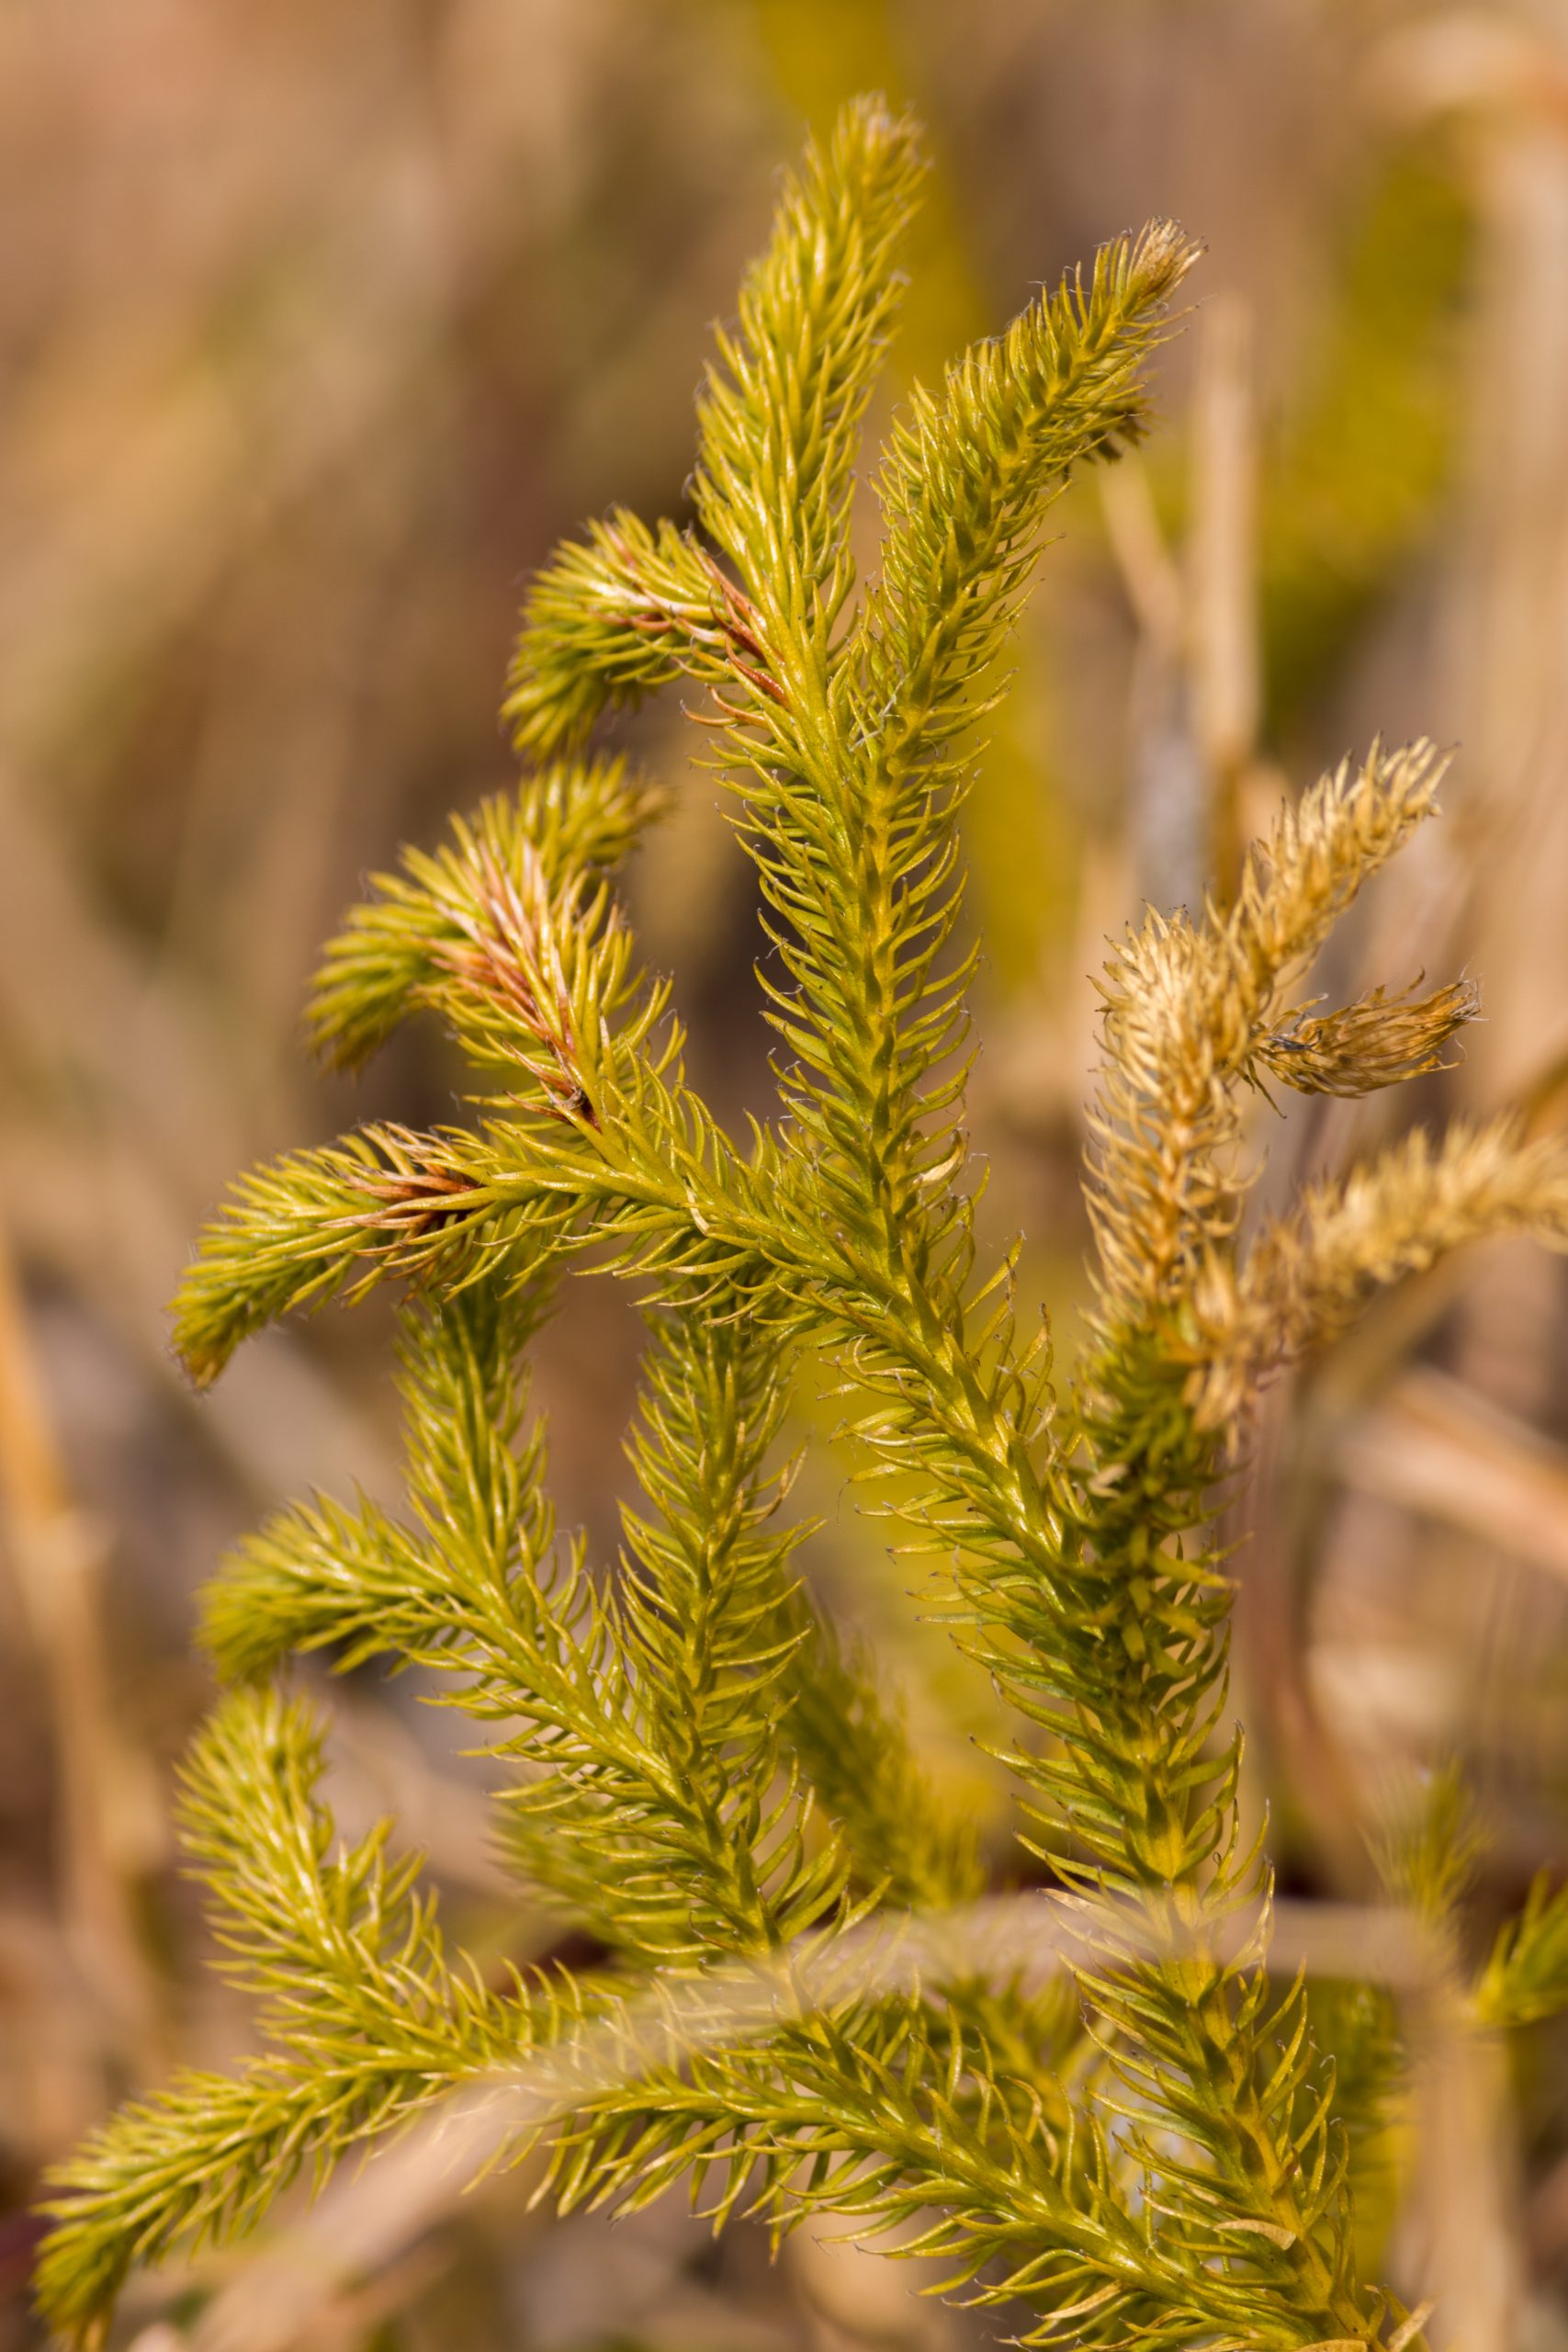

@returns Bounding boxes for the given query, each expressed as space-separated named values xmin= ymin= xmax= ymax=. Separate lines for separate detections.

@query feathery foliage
xmin=39 ymin=94 xmax=1568 ymax=2351
xmin=1476 ymin=1874 xmax=1568 ymax=2029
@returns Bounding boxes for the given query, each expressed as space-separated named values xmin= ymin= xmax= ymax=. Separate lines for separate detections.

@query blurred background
xmin=5 ymin=0 xmax=1568 ymax=2346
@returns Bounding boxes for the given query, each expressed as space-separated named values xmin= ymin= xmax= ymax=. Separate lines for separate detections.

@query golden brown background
xmin=5 ymin=2 xmax=1568 ymax=2346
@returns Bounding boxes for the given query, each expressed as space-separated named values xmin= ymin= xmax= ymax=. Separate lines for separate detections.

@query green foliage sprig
xmin=38 ymin=95 xmax=1568 ymax=2352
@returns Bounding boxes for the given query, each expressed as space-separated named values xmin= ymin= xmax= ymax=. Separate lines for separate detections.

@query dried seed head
xmin=1256 ymin=976 xmax=1480 ymax=1099
xmin=1182 ymin=1117 xmax=1568 ymax=1430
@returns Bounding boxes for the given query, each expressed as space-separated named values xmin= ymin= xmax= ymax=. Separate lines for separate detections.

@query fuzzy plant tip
xmin=44 ymin=91 xmax=1568 ymax=2352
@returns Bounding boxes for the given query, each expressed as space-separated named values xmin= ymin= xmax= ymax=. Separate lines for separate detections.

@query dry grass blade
xmin=1335 ymin=1364 xmax=1568 ymax=1590
xmin=0 ymin=1224 xmax=164 ymax=2081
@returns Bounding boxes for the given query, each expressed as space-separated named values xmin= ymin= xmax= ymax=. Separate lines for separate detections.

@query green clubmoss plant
xmin=38 ymin=96 xmax=1568 ymax=2352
